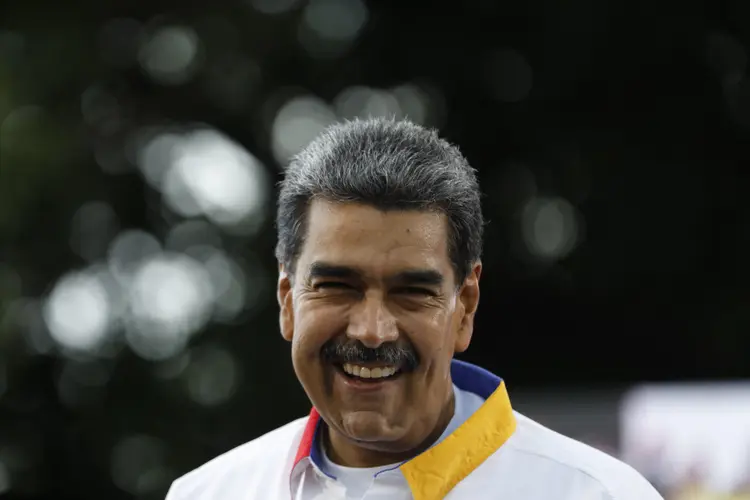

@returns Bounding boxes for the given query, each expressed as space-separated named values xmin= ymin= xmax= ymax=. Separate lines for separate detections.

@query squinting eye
xmin=399 ymin=287 xmax=434 ymax=296
xmin=315 ymin=282 xmax=351 ymax=290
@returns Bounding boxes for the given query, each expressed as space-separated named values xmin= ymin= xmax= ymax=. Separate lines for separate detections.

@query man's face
xmin=278 ymin=199 xmax=481 ymax=461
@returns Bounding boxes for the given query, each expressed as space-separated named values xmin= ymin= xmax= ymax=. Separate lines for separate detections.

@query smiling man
xmin=166 ymin=118 xmax=663 ymax=499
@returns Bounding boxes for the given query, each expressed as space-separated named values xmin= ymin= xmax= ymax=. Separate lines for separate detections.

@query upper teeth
xmin=342 ymin=364 xmax=398 ymax=379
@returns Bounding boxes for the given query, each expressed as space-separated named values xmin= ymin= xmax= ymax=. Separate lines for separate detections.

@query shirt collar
xmin=289 ymin=359 xmax=516 ymax=499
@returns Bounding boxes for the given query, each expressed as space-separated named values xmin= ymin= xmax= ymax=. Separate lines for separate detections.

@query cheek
xmin=293 ymin=302 xmax=348 ymax=356
xmin=401 ymin=309 xmax=455 ymax=354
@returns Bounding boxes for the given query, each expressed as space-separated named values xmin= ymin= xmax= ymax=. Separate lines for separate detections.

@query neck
xmin=325 ymin=386 xmax=456 ymax=468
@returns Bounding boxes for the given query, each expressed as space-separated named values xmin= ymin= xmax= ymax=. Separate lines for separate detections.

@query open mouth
xmin=335 ymin=363 xmax=402 ymax=382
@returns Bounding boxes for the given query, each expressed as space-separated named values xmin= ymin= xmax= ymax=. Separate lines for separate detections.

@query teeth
xmin=342 ymin=363 xmax=398 ymax=379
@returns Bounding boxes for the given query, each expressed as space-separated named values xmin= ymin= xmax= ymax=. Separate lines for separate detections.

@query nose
xmin=346 ymin=293 xmax=398 ymax=349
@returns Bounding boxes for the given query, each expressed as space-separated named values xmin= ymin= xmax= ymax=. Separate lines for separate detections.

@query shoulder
xmin=165 ymin=417 xmax=308 ymax=499
xmin=506 ymin=412 xmax=663 ymax=499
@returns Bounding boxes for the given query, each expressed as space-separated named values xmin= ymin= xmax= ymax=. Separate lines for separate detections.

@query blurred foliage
xmin=0 ymin=0 xmax=749 ymax=498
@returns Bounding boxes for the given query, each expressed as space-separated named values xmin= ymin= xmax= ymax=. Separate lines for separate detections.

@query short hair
xmin=275 ymin=118 xmax=483 ymax=283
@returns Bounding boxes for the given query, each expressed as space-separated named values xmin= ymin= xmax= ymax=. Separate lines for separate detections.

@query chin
xmin=340 ymin=410 xmax=398 ymax=443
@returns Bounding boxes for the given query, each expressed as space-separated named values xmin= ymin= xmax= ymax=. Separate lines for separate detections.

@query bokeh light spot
xmin=43 ymin=271 xmax=112 ymax=352
xmin=271 ymin=95 xmax=336 ymax=164
xmin=521 ymin=196 xmax=581 ymax=261
xmin=138 ymin=26 xmax=201 ymax=85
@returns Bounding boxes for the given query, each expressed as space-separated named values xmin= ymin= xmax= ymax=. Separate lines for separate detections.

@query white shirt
xmin=165 ymin=360 xmax=664 ymax=500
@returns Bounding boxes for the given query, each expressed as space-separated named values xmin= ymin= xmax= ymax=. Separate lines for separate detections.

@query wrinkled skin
xmin=278 ymin=199 xmax=481 ymax=467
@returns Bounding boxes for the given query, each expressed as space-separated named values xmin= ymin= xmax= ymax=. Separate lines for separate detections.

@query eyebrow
xmin=394 ymin=269 xmax=444 ymax=287
xmin=307 ymin=262 xmax=360 ymax=281
xmin=306 ymin=261 xmax=444 ymax=287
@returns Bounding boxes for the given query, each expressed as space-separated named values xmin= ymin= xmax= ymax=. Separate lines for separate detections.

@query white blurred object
xmin=138 ymin=25 xmax=201 ymax=85
xmin=108 ymin=229 xmax=162 ymax=283
xmin=521 ymin=196 xmax=581 ymax=261
xmin=163 ymin=129 xmax=269 ymax=227
xmin=334 ymin=86 xmax=402 ymax=120
xmin=271 ymin=95 xmax=336 ymax=164
xmin=301 ymin=0 xmax=368 ymax=43
xmin=125 ymin=253 xmax=213 ymax=360
xmin=43 ymin=270 xmax=113 ymax=352
xmin=200 ymin=248 xmax=247 ymax=322
xmin=165 ymin=219 xmax=223 ymax=252
xmin=136 ymin=132 xmax=182 ymax=189
xmin=621 ymin=382 xmax=750 ymax=493
xmin=391 ymin=84 xmax=430 ymax=124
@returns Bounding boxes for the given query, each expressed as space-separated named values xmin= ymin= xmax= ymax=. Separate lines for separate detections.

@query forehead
xmin=298 ymin=199 xmax=452 ymax=278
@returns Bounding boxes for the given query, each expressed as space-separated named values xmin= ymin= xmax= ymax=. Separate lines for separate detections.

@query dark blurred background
xmin=1 ymin=0 xmax=749 ymax=498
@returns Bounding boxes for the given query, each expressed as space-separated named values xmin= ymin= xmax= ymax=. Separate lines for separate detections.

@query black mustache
xmin=321 ymin=340 xmax=419 ymax=372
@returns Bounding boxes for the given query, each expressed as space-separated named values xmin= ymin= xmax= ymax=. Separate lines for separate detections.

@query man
xmin=166 ymin=118 xmax=663 ymax=499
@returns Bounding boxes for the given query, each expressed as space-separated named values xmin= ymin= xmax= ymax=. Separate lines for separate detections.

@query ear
xmin=454 ymin=262 xmax=481 ymax=353
xmin=277 ymin=263 xmax=294 ymax=342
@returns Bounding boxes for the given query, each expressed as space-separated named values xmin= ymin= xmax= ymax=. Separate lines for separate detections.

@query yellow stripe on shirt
xmin=400 ymin=380 xmax=516 ymax=500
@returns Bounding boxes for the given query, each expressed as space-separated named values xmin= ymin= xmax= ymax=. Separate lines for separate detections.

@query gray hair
xmin=275 ymin=118 xmax=483 ymax=282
